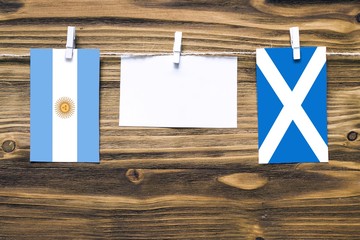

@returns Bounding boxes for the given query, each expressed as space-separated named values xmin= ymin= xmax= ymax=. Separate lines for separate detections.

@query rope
xmin=0 ymin=51 xmax=359 ymax=58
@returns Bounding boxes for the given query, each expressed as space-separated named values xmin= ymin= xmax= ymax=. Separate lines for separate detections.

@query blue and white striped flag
xmin=30 ymin=49 xmax=100 ymax=163
xmin=256 ymin=47 xmax=328 ymax=164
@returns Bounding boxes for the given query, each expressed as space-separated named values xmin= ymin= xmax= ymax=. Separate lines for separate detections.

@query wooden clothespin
xmin=290 ymin=27 xmax=300 ymax=60
xmin=173 ymin=31 xmax=182 ymax=64
xmin=65 ymin=26 xmax=76 ymax=59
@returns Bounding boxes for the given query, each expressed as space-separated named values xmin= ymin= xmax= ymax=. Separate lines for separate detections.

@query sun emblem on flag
xmin=55 ymin=97 xmax=75 ymax=119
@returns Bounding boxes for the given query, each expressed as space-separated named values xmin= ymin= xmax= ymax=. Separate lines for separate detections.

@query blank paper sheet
xmin=119 ymin=55 xmax=237 ymax=128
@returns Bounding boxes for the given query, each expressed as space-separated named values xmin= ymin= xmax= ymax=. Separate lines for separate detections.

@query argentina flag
xmin=30 ymin=49 xmax=100 ymax=163
xmin=256 ymin=47 xmax=328 ymax=164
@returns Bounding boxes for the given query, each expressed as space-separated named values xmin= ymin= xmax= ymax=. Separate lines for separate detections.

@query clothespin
xmin=290 ymin=27 xmax=300 ymax=60
xmin=173 ymin=31 xmax=182 ymax=64
xmin=65 ymin=26 xmax=76 ymax=59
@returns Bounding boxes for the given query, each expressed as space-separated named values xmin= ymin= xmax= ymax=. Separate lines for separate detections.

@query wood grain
xmin=0 ymin=0 xmax=359 ymax=239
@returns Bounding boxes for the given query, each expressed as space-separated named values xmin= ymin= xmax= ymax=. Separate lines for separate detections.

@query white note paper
xmin=119 ymin=56 xmax=237 ymax=128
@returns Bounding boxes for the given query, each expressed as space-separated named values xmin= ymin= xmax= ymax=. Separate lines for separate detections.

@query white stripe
xmin=259 ymin=107 xmax=292 ymax=164
xmin=52 ymin=49 xmax=78 ymax=162
xmin=294 ymin=107 xmax=328 ymax=162
xmin=258 ymin=47 xmax=328 ymax=164
xmin=256 ymin=49 xmax=293 ymax=103
xmin=292 ymin=47 xmax=326 ymax=104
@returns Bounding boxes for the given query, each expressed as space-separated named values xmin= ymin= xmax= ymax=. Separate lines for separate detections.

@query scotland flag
xmin=30 ymin=49 xmax=100 ymax=162
xmin=256 ymin=47 xmax=328 ymax=164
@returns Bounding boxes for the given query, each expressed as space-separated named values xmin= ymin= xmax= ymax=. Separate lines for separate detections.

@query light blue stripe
xmin=77 ymin=49 xmax=100 ymax=163
xmin=30 ymin=49 xmax=53 ymax=162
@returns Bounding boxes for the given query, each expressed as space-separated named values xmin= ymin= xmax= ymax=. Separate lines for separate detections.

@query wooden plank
xmin=0 ymin=166 xmax=359 ymax=239
xmin=0 ymin=0 xmax=359 ymax=239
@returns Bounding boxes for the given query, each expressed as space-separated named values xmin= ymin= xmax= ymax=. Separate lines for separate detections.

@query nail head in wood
xmin=2 ymin=140 xmax=16 ymax=153
xmin=347 ymin=131 xmax=358 ymax=141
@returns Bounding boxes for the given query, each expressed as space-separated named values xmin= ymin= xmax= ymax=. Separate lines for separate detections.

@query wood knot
xmin=2 ymin=140 xmax=16 ymax=153
xmin=125 ymin=169 xmax=144 ymax=185
xmin=347 ymin=131 xmax=358 ymax=141
xmin=218 ymin=173 xmax=268 ymax=190
xmin=255 ymin=237 xmax=265 ymax=240
xmin=356 ymin=13 xmax=360 ymax=23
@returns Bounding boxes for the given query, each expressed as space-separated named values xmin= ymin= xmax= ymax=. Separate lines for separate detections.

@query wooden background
xmin=0 ymin=0 xmax=359 ymax=239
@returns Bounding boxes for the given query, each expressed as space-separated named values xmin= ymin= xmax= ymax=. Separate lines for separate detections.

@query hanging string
xmin=0 ymin=51 xmax=359 ymax=58
xmin=103 ymin=51 xmax=257 ymax=57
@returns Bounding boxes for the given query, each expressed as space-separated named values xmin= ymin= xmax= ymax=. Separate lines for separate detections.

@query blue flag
xmin=256 ymin=47 xmax=328 ymax=164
